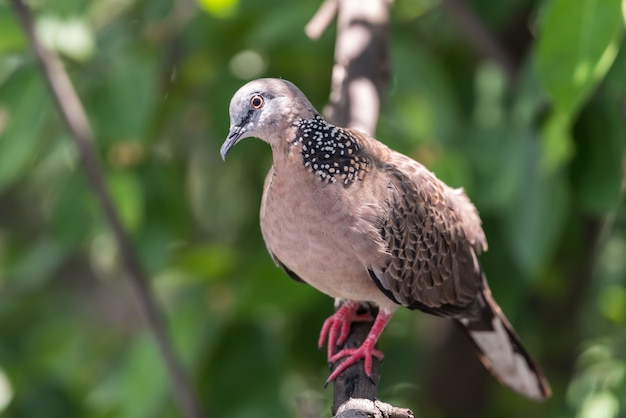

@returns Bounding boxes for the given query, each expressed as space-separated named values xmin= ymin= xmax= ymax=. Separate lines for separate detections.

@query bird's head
xmin=220 ymin=78 xmax=317 ymax=160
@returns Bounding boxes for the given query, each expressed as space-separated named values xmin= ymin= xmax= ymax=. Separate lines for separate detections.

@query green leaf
xmin=604 ymin=38 xmax=626 ymax=99
xmin=540 ymin=109 xmax=576 ymax=172
xmin=535 ymin=0 xmax=624 ymax=172
xmin=107 ymin=170 xmax=144 ymax=232
xmin=175 ymin=244 xmax=235 ymax=280
xmin=87 ymin=53 xmax=158 ymax=144
xmin=536 ymin=0 xmax=625 ymax=115
xmin=383 ymin=38 xmax=461 ymax=147
xmin=0 ymin=11 xmax=26 ymax=54
xmin=103 ymin=334 xmax=169 ymax=418
xmin=0 ymin=68 xmax=50 ymax=192
xmin=462 ymin=126 xmax=528 ymax=211
xmin=597 ymin=285 xmax=626 ymax=323
xmin=50 ymin=174 xmax=97 ymax=249
xmin=502 ymin=137 xmax=570 ymax=276
xmin=5 ymin=237 xmax=65 ymax=289
xmin=571 ymin=96 xmax=625 ymax=213
xmin=578 ymin=392 xmax=620 ymax=418
xmin=197 ymin=0 xmax=239 ymax=18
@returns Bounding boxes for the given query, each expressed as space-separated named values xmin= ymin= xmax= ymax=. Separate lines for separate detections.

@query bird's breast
xmin=261 ymin=165 xmax=348 ymax=267
xmin=259 ymin=162 xmax=388 ymax=304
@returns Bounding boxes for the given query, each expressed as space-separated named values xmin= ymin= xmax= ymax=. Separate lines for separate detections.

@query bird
xmin=220 ymin=78 xmax=551 ymax=401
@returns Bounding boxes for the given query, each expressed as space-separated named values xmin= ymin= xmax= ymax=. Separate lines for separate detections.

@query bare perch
xmin=330 ymin=303 xmax=380 ymax=417
xmin=335 ymin=399 xmax=414 ymax=418
xmin=9 ymin=2 xmax=205 ymax=418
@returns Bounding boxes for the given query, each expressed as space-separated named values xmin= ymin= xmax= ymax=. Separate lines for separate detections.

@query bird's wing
xmin=350 ymin=136 xmax=551 ymax=400
xmin=362 ymin=148 xmax=487 ymax=317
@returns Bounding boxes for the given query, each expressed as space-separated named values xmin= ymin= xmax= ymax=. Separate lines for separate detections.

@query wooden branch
xmin=336 ymin=399 xmax=414 ymax=418
xmin=307 ymin=0 xmax=412 ymax=416
xmin=9 ymin=2 xmax=205 ymax=418
xmin=331 ymin=303 xmax=380 ymax=417
xmin=329 ymin=308 xmax=412 ymax=417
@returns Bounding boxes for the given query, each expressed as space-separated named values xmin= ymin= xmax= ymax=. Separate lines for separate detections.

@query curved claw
xmin=326 ymin=341 xmax=385 ymax=383
xmin=324 ymin=309 xmax=394 ymax=384
xmin=318 ymin=301 xmax=373 ymax=359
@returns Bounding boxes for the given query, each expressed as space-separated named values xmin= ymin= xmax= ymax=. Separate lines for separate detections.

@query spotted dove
xmin=220 ymin=78 xmax=551 ymax=401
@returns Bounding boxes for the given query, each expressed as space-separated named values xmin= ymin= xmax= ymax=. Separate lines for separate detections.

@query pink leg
xmin=318 ymin=301 xmax=374 ymax=359
xmin=326 ymin=309 xmax=393 ymax=384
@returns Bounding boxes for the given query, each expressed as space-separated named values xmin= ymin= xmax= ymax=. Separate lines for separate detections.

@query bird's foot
xmin=326 ymin=339 xmax=384 ymax=384
xmin=323 ymin=309 xmax=393 ymax=385
xmin=318 ymin=301 xmax=373 ymax=359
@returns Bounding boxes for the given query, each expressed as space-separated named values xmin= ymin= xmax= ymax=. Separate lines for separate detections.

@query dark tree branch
xmin=307 ymin=1 xmax=412 ymax=417
xmin=330 ymin=303 xmax=380 ymax=416
xmin=10 ymin=2 xmax=205 ymax=418
xmin=441 ymin=0 xmax=518 ymax=83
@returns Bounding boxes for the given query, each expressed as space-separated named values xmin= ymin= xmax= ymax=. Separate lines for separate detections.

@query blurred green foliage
xmin=0 ymin=0 xmax=625 ymax=417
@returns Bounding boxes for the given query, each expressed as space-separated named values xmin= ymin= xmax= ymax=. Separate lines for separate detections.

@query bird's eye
xmin=250 ymin=95 xmax=264 ymax=109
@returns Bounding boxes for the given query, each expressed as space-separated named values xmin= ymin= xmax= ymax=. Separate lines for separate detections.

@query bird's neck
xmin=275 ymin=114 xmax=372 ymax=186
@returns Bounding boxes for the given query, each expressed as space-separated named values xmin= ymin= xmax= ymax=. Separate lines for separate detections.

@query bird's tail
xmin=457 ymin=284 xmax=552 ymax=401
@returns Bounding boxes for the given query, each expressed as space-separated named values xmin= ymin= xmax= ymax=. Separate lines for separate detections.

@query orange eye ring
xmin=250 ymin=95 xmax=264 ymax=109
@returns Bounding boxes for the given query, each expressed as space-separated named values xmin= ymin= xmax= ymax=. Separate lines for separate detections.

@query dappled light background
xmin=0 ymin=0 xmax=625 ymax=417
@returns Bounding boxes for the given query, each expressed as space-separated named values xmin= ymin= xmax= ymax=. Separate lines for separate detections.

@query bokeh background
xmin=0 ymin=0 xmax=625 ymax=417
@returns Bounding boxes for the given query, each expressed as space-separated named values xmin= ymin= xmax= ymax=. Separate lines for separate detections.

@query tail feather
xmin=458 ymin=286 xmax=552 ymax=401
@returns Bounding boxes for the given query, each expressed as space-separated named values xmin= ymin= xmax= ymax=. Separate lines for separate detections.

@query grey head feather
xmin=221 ymin=78 xmax=317 ymax=159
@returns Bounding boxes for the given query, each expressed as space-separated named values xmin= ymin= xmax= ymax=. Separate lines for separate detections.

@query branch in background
xmin=305 ymin=0 xmax=338 ymax=40
xmin=441 ymin=0 xmax=518 ymax=83
xmin=322 ymin=0 xmax=391 ymax=134
xmin=307 ymin=1 xmax=411 ymax=417
xmin=9 ymin=2 xmax=205 ymax=418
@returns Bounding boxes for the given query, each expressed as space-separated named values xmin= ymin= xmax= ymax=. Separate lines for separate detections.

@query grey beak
xmin=220 ymin=126 xmax=245 ymax=160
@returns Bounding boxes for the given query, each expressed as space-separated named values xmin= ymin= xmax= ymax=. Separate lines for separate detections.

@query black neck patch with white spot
xmin=294 ymin=115 xmax=370 ymax=185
